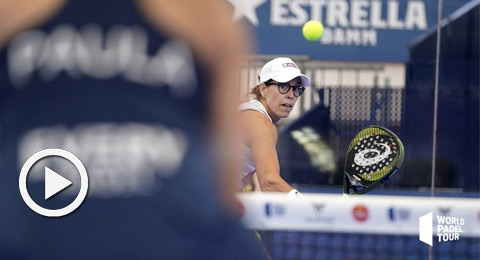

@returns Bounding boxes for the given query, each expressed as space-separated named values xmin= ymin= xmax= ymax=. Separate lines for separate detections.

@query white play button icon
xmin=19 ymin=149 xmax=89 ymax=217
xmin=45 ymin=167 xmax=72 ymax=200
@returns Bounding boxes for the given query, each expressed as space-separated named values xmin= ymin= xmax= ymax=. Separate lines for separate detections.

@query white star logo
xmin=228 ymin=0 xmax=266 ymax=26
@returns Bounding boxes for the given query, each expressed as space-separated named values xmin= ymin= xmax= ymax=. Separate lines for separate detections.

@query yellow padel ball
xmin=302 ymin=20 xmax=324 ymax=41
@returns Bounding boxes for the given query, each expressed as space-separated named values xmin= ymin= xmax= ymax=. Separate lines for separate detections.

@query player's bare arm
xmin=242 ymin=110 xmax=293 ymax=192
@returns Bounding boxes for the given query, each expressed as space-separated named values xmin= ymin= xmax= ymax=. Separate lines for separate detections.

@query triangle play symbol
xmin=45 ymin=167 xmax=72 ymax=200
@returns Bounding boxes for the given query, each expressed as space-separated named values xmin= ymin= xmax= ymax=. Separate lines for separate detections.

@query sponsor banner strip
xmin=237 ymin=193 xmax=480 ymax=237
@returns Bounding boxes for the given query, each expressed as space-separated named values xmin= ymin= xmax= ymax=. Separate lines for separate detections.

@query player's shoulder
xmin=240 ymin=108 xmax=272 ymax=125
xmin=0 ymin=0 xmax=64 ymax=49
xmin=240 ymin=109 xmax=277 ymax=141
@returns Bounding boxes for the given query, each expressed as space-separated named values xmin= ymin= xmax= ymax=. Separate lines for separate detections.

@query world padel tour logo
xmin=419 ymin=212 xmax=465 ymax=246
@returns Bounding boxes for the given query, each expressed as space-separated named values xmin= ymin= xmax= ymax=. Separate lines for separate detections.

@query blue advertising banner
xmin=228 ymin=0 xmax=471 ymax=62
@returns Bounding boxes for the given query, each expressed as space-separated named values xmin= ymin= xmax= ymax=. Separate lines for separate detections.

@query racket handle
xmin=288 ymin=189 xmax=304 ymax=198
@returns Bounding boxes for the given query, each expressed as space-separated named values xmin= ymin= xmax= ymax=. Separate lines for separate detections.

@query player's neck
xmin=259 ymin=99 xmax=280 ymax=124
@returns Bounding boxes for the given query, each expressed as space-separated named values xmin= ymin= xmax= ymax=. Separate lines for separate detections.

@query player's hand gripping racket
xmin=343 ymin=125 xmax=404 ymax=195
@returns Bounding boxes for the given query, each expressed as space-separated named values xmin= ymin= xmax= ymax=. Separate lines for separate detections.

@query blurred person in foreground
xmin=0 ymin=0 xmax=265 ymax=259
xmin=239 ymin=57 xmax=310 ymax=197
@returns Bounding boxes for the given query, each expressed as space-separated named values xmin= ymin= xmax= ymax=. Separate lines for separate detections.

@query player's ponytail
xmin=249 ymin=84 xmax=262 ymax=100
xmin=242 ymin=84 xmax=263 ymax=102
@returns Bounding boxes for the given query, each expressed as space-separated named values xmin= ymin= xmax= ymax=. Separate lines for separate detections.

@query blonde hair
xmin=246 ymin=84 xmax=263 ymax=101
xmin=244 ymin=75 xmax=267 ymax=101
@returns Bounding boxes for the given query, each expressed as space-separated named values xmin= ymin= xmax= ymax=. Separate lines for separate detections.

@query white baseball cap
xmin=260 ymin=57 xmax=311 ymax=86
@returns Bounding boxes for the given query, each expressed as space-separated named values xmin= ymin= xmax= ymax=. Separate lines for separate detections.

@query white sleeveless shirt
xmin=238 ymin=100 xmax=272 ymax=186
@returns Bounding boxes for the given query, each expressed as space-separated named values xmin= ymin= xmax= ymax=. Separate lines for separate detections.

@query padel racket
xmin=343 ymin=125 xmax=404 ymax=195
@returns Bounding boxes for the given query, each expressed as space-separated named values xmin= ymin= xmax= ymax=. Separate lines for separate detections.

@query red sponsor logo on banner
xmin=353 ymin=205 xmax=369 ymax=222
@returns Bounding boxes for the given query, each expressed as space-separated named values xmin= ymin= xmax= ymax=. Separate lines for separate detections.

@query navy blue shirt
xmin=0 ymin=0 xmax=264 ymax=259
